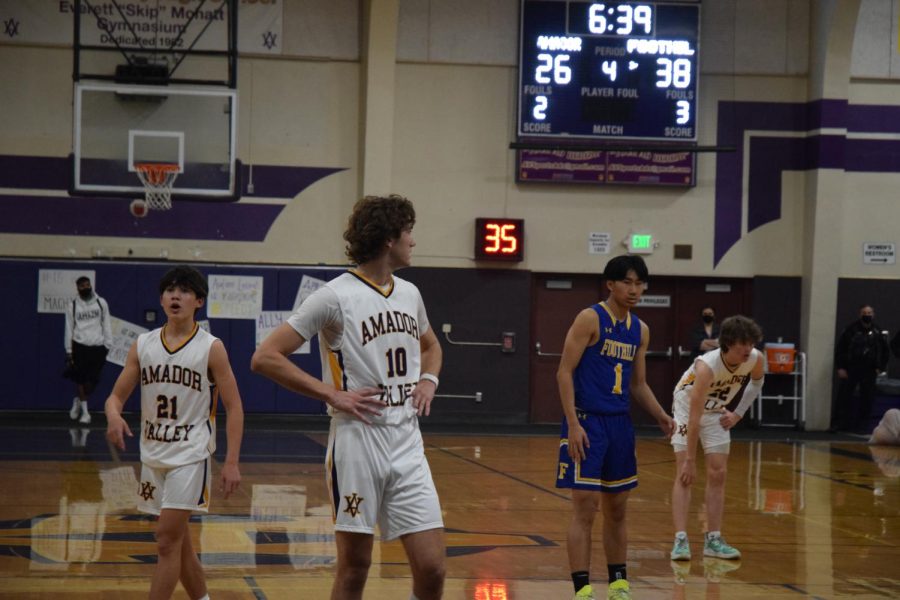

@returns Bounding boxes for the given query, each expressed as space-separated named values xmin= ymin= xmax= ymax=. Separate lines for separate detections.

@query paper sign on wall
xmin=294 ymin=275 xmax=327 ymax=309
xmin=107 ymin=317 xmax=148 ymax=367
xmin=256 ymin=311 xmax=309 ymax=354
xmin=863 ymin=242 xmax=895 ymax=265
xmin=637 ymin=295 xmax=671 ymax=307
xmin=37 ymin=269 xmax=96 ymax=313
xmin=208 ymin=275 xmax=263 ymax=319
xmin=589 ymin=232 xmax=611 ymax=255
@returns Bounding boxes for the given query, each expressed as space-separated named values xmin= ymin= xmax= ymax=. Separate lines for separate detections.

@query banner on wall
xmin=256 ymin=311 xmax=309 ymax=355
xmin=107 ymin=316 xmax=148 ymax=367
xmin=208 ymin=275 xmax=263 ymax=319
xmin=0 ymin=0 xmax=283 ymax=54
xmin=294 ymin=274 xmax=326 ymax=310
xmin=517 ymin=149 xmax=695 ymax=186
xmin=37 ymin=269 xmax=96 ymax=313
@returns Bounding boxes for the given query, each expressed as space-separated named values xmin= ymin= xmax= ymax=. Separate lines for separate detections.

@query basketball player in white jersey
xmin=669 ymin=315 xmax=764 ymax=562
xmin=105 ymin=265 xmax=244 ymax=600
xmin=251 ymin=195 xmax=445 ymax=600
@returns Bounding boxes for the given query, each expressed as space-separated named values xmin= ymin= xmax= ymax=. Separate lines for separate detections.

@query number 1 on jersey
xmin=612 ymin=363 xmax=623 ymax=394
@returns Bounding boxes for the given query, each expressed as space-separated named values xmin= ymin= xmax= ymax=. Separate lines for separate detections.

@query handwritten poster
xmin=106 ymin=317 xmax=148 ymax=367
xmin=37 ymin=269 xmax=96 ymax=313
xmin=207 ymin=275 xmax=263 ymax=319
xmin=293 ymin=275 xmax=326 ymax=310
xmin=256 ymin=311 xmax=309 ymax=354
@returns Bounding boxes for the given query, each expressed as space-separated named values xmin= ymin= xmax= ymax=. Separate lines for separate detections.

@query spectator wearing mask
xmin=64 ymin=276 xmax=113 ymax=424
xmin=689 ymin=307 xmax=720 ymax=359
xmin=832 ymin=305 xmax=889 ymax=433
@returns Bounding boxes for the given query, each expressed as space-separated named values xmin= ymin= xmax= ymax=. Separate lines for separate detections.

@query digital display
xmin=518 ymin=1 xmax=700 ymax=142
xmin=475 ymin=218 xmax=525 ymax=262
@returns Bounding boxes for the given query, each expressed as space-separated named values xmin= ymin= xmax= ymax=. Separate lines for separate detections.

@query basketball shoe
xmin=607 ymin=579 xmax=630 ymax=599
xmin=671 ymin=535 xmax=691 ymax=560
xmin=703 ymin=533 xmax=741 ymax=559
xmin=573 ymin=583 xmax=594 ymax=599
xmin=69 ymin=397 xmax=81 ymax=420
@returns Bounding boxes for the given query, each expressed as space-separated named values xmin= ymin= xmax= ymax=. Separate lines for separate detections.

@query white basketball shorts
xmin=671 ymin=391 xmax=732 ymax=454
xmin=138 ymin=456 xmax=211 ymax=515
xmin=326 ymin=416 xmax=443 ymax=540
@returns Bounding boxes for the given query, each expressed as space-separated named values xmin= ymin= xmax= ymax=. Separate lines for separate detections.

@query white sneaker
xmin=79 ymin=409 xmax=91 ymax=425
xmin=69 ymin=397 xmax=81 ymax=420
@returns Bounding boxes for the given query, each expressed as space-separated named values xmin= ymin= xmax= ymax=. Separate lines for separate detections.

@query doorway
xmin=529 ymin=274 xmax=752 ymax=424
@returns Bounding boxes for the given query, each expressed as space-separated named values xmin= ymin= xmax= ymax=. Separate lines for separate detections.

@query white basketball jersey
xmin=674 ymin=348 xmax=761 ymax=413
xmin=307 ymin=272 xmax=429 ymax=426
xmin=137 ymin=324 xmax=218 ymax=468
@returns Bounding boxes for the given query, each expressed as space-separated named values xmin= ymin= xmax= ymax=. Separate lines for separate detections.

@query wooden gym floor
xmin=0 ymin=418 xmax=897 ymax=599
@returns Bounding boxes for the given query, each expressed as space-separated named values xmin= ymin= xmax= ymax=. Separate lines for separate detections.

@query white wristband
xmin=419 ymin=373 xmax=439 ymax=390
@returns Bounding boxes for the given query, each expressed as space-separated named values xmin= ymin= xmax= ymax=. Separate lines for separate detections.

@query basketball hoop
xmin=134 ymin=163 xmax=179 ymax=211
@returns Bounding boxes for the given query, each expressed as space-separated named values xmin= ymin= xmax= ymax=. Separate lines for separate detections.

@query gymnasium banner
xmin=0 ymin=0 xmax=282 ymax=55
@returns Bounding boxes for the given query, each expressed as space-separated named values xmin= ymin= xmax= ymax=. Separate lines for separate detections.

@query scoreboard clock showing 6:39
xmin=518 ymin=0 xmax=700 ymax=142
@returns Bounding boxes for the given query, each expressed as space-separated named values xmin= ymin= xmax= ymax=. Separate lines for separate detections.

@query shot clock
xmin=475 ymin=218 xmax=525 ymax=262
xmin=518 ymin=1 xmax=700 ymax=142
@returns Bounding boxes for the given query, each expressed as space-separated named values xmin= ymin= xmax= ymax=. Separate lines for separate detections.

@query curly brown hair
xmin=343 ymin=195 xmax=416 ymax=264
xmin=718 ymin=315 xmax=762 ymax=353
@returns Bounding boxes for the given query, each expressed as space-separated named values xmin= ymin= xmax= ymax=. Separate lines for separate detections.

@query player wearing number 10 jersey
xmin=251 ymin=195 xmax=446 ymax=600
xmin=556 ymin=255 xmax=674 ymax=600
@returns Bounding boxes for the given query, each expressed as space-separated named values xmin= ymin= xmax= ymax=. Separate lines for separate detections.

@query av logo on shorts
xmin=343 ymin=493 xmax=364 ymax=517
xmin=678 ymin=423 xmax=688 ymax=436
xmin=139 ymin=481 xmax=156 ymax=501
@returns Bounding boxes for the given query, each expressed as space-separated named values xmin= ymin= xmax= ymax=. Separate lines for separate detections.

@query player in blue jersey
xmin=556 ymin=254 xmax=675 ymax=600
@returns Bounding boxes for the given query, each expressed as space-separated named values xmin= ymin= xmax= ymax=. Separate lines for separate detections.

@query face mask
xmin=861 ymin=315 xmax=873 ymax=325
xmin=702 ymin=315 xmax=714 ymax=324
xmin=79 ymin=288 xmax=93 ymax=300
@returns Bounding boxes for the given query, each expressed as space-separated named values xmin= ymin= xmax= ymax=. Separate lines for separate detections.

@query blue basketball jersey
xmin=573 ymin=301 xmax=642 ymax=415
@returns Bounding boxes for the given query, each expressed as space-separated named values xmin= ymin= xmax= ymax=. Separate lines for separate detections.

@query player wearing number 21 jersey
xmin=137 ymin=323 xmax=219 ymax=469
xmin=105 ymin=265 xmax=243 ymax=600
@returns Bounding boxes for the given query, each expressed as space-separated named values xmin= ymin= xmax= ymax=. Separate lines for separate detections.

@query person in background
xmin=64 ymin=276 xmax=113 ymax=424
xmin=832 ymin=305 xmax=889 ymax=433
xmin=689 ymin=307 xmax=720 ymax=358
xmin=869 ymin=408 xmax=900 ymax=446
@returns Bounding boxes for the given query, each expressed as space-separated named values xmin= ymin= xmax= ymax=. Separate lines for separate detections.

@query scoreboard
xmin=518 ymin=1 xmax=700 ymax=142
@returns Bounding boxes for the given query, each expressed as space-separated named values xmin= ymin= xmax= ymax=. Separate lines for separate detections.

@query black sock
xmin=571 ymin=571 xmax=590 ymax=592
xmin=608 ymin=563 xmax=627 ymax=583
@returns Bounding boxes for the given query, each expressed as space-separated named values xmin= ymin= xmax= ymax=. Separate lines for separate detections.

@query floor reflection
xmin=0 ymin=423 xmax=897 ymax=599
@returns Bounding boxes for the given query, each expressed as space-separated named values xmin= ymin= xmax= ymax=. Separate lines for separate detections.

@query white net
xmin=135 ymin=164 xmax=179 ymax=210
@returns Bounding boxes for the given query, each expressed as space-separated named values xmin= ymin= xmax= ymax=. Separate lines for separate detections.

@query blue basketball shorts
xmin=555 ymin=410 xmax=637 ymax=492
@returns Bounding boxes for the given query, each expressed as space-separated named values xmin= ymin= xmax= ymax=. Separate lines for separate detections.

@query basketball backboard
xmin=71 ymin=82 xmax=239 ymax=201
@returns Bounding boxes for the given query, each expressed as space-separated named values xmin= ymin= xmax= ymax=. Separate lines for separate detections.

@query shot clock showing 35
xmin=518 ymin=1 xmax=700 ymax=141
xmin=474 ymin=218 xmax=525 ymax=262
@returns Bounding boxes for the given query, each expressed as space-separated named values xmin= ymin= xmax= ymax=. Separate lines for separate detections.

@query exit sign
xmin=626 ymin=233 xmax=655 ymax=255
